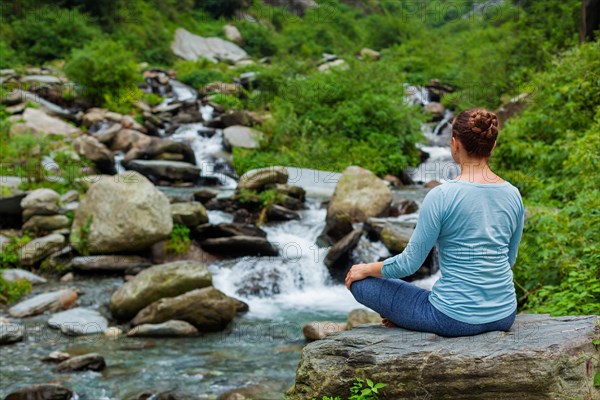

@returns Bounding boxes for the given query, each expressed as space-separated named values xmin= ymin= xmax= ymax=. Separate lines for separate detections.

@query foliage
xmin=0 ymin=274 xmax=32 ymax=305
xmin=197 ymin=0 xmax=242 ymax=18
xmin=64 ymin=38 xmax=141 ymax=107
xmin=173 ymin=59 xmax=227 ymax=89
xmin=236 ymin=20 xmax=278 ymax=58
xmin=0 ymin=234 xmax=33 ymax=304
xmin=0 ymin=39 xmax=19 ymax=68
xmin=7 ymin=5 xmax=101 ymax=62
xmin=210 ymin=94 xmax=244 ymax=111
xmin=313 ymin=377 xmax=387 ymax=400
xmin=166 ymin=223 xmax=191 ymax=255
xmin=0 ymin=234 xmax=31 ymax=269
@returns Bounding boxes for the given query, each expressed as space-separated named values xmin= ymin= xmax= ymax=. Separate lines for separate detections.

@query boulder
xmin=0 ymin=320 xmax=25 ymax=344
xmin=126 ymin=160 xmax=200 ymax=183
xmin=0 ymin=177 xmax=27 ymax=217
xmin=9 ymin=108 xmax=81 ymax=136
xmin=59 ymin=190 xmax=79 ymax=204
xmin=69 ymin=172 xmax=172 ymax=254
xmin=131 ymin=287 xmax=238 ymax=332
xmin=42 ymin=351 xmax=71 ymax=363
xmin=266 ymin=204 xmax=300 ymax=221
xmin=346 ymin=308 xmax=381 ymax=328
xmin=53 ymin=353 xmax=106 ymax=373
xmin=112 ymin=129 xmax=152 ymax=152
xmin=20 ymin=188 xmax=60 ymax=219
xmin=47 ymin=307 xmax=108 ymax=336
xmin=22 ymin=215 xmax=70 ymax=233
xmin=303 ymin=321 xmax=347 ymax=341
xmin=199 ymin=82 xmax=242 ymax=97
xmin=224 ymin=24 xmax=243 ymax=44
xmin=171 ymin=202 xmax=208 ymax=227
xmin=3 ymin=384 xmax=73 ymax=400
xmin=127 ymin=320 xmax=199 ymax=338
xmin=171 ymin=28 xmax=249 ymax=64
xmin=359 ymin=47 xmax=380 ymax=60
xmin=200 ymin=236 xmax=278 ymax=257
xmin=380 ymin=223 xmax=413 ymax=254
xmin=70 ymin=255 xmax=151 ymax=273
xmin=8 ymin=289 xmax=78 ymax=318
xmin=287 ymin=314 xmax=600 ymax=400
xmin=223 ymin=125 xmax=263 ymax=149
xmin=18 ymin=233 xmax=66 ymax=267
xmin=93 ymin=122 xmax=122 ymax=144
xmin=193 ymin=223 xmax=267 ymax=240
xmin=2 ymin=269 xmax=47 ymax=285
xmin=237 ymin=166 xmax=289 ymax=191
xmin=109 ymin=260 xmax=212 ymax=320
xmin=73 ymin=135 xmax=117 ymax=175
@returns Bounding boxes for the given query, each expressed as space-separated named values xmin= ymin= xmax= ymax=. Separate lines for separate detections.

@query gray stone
xmin=360 ymin=47 xmax=380 ymax=60
xmin=287 ymin=314 xmax=600 ymax=400
xmin=53 ymin=353 xmax=106 ymax=373
xmin=317 ymin=59 xmax=348 ymax=73
xmin=171 ymin=28 xmax=249 ymax=64
xmin=3 ymin=384 xmax=73 ymax=400
xmin=0 ymin=177 xmax=26 ymax=216
xmin=266 ymin=204 xmax=300 ymax=221
xmin=47 ymin=307 xmax=108 ymax=336
xmin=21 ymin=75 xmax=62 ymax=84
xmin=74 ymin=135 xmax=117 ymax=175
xmin=2 ymin=269 xmax=47 ymax=285
xmin=21 ymin=188 xmax=60 ymax=218
xmin=346 ymin=308 xmax=381 ymax=328
xmin=69 ymin=172 xmax=172 ymax=254
xmin=8 ymin=289 xmax=78 ymax=318
xmin=223 ymin=125 xmax=263 ymax=149
xmin=23 ymin=215 xmax=70 ymax=233
xmin=131 ymin=287 xmax=237 ymax=332
xmin=324 ymin=229 xmax=363 ymax=272
xmin=171 ymin=202 xmax=208 ymax=227
xmin=18 ymin=233 xmax=66 ymax=267
xmin=237 ymin=166 xmax=288 ymax=191
xmin=59 ymin=190 xmax=79 ymax=204
xmin=70 ymin=255 xmax=151 ymax=273
xmin=9 ymin=108 xmax=81 ymax=136
xmin=0 ymin=320 xmax=25 ymax=344
xmin=224 ymin=24 xmax=243 ymax=44
xmin=127 ymin=320 xmax=199 ymax=338
xmin=109 ymin=260 xmax=212 ymax=320
xmin=126 ymin=160 xmax=200 ymax=183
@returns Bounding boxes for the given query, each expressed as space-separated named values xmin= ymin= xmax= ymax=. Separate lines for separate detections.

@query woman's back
xmin=428 ymin=179 xmax=524 ymax=324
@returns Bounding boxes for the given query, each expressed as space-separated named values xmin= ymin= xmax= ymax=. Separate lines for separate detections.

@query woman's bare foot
xmin=379 ymin=314 xmax=398 ymax=328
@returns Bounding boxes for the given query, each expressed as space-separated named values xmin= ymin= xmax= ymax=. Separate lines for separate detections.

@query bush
xmin=166 ymin=224 xmax=191 ymax=255
xmin=173 ymin=59 xmax=227 ymax=89
xmin=9 ymin=5 xmax=100 ymax=62
xmin=197 ymin=0 xmax=242 ymax=18
xmin=236 ymin=21 xmax=278 ymax=58
xmin=0 ymin=40 xmax=19 ymax=68
xmin=64 ymin=38 xmax=141 ymax=107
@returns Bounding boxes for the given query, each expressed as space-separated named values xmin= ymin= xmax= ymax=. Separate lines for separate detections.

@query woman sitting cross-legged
xmin=346 ymin=108 xmax=525 ymax=338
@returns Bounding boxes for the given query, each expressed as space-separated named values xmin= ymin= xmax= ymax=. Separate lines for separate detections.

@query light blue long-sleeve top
xmin=381 ymin=179 xmax=525 ymax=324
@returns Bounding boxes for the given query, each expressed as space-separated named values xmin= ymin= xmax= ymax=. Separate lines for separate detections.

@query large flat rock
xmin=288 ymin=314 xmax=599 ymax=400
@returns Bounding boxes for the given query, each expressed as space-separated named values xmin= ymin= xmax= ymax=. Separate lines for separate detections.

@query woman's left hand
xmin=345 ymin=263 xmax=373 ymax=290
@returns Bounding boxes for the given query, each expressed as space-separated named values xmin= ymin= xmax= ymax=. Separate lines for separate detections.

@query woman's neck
xmin=457 ymin=160 xmax=504 ymax=184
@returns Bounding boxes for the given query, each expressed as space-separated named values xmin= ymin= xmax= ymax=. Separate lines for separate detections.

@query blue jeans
xmin=349 ymin=277 xmax=516 ymax=337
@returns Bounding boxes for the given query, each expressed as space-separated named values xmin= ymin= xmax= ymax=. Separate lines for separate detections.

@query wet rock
xmin=73 ymin=135 xmax=117 ymax=175
xmin=0 ymin=177 xmax=27 ymax=218
xmin=200 ymin=236 xmax=278 ymax=257
xmin=23 ymin=215 xmax=70 ymax=233
xmin=380 ymin=224 xmax=413 ymax=254
xmin=21 ymin=189 xmax=60 ymax=220
xmin=42 ymin=351 xmax=71 ymax=363
xmin=324 ymin=229 xmax=363 ymax=277
xmin=2 ymin=269 xmax=47 ymax=285
xmin=266 ymin=204 xmax=300 ymax=221
xmin=110 ymin=260 xmax=212 ymax=320
xmin=60 ymin=272 xmax=74 ymax=282
xmin=425 ymin=102 xmax=445 ymax=121
xmin=127 ymin=320 xmax=199 ymax=338
xmin=223 ymin=125 xmax=263 ymax=149
xmin=390 ymin=198 xmax=419 ymax=216
xmin=70 ymin=255 xmax=151 ymax=274
xmin=496 ymin=92 xmax=531 ymax=128
xmin=3 ymin=384 xmax=73 ymax=400
xmin=93 ymin=122 xmax=122 ymax=144
xmin=112 ymin=129 xmax=152 ymax=152
xmin=131 ymin=287 xmax=238 ymax=332
xmin=127 ymin=391 xmax=192 ymax=400
xmin=171 ymin=28 xmax=248 ymax=64
xmin=104 ymin=326 xmax=123 ymax=338
xmin=53 ymin=353 xmax=106 ymax=373
xmin=122 ymin=138 xmax=196 ymax=166
xmin=70 ymin=172 xmax=172 ymax=254
xmin=233 ymin=298 xmax=249 ymax=313
xmin=0 ymin=320 xmax=25 ymax=344
xmin=193 ymin=223 xmax=267 ymax=240
xmin=193 ymin=189 xmax=218 ymax=204
xmin=287 ymin=314 xmax=600 ymax=400
xmin=171 ymin=202 xmax=208 ymax=227
xmin=199 ymin=82 xmax=242 ymax=97
xmin=47 ymin=307 xmax=108 ymax=336
xmin=8 ymin=289 xmax=78 ymax=318
xmin=303 ymin=321 xmax=347 ymax=341
xmin=317 ymin=210 xmax=353 ymax=247
xmin=9 ymin=108 xmax=81 ymax=136
xmin=18 ymin=233 xmax=66 ymax=267
xmin=126 ymin=160 xmax=200 ymax=183
xmin=346 ymin=308 xmax=381 ymax=328
xmin=237 ymin=166 xmax=288 ymax=191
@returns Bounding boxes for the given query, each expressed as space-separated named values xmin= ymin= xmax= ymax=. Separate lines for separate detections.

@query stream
xmin=0 ymin=84 xmax=456 ymax=399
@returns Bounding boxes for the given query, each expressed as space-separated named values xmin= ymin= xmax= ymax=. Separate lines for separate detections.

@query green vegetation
xmin=166 ymin=223 xmax=191 ymax=255
xmin=0 ymin=234 xmax=33 ymax=305
xmin=312 ymin=377 xmax=387 ymax=400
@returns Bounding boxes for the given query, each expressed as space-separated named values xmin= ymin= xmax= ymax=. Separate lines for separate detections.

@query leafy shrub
xmin=0 ymin=40 xmax=19 ymax=68
xmin=64 ymin=38 xmax=141 ymax=107
xmin=0 ymin=275 xmax=32 ymax=305
xmin=166 ymin=224 xmax=191 ymax=255
xmin=9 ymin=5 xmax=100 ymax=62
xmin=236 ymin=21 xmax=278 ymax=57
xmin=173 ymin=59 xmax=227 ymax=89
xmin=197 ymin=0 xmax=242 ymax=18
xmin=313 ymin=377 xmax=387 ymax=400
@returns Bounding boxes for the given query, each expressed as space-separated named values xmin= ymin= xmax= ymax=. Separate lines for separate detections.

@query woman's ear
xmin=491 ymin=140 xmax=497 ymax=152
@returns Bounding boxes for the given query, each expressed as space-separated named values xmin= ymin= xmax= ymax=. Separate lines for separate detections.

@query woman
xmin=345 ymin=108 xmax=524 ymax=337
